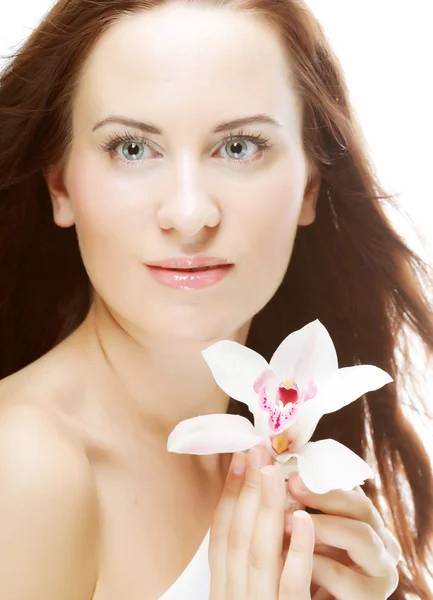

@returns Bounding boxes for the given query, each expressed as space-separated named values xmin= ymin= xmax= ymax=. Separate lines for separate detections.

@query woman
xmin=0 ymin=0 xmax=431 ymax=598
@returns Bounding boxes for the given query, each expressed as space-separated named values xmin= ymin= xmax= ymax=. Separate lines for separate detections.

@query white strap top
xmin=158 ymin=529 xmax=211 ymax=599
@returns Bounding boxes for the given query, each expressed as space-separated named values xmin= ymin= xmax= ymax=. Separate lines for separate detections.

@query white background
xmin=1 ymin=0 xmax=432 ymax=553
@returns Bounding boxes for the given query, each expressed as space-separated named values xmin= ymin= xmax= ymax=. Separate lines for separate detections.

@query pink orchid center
xmin=254 ymin=369 xmax=318 ymax=436
xmin=277 ymin=380 xmax=299 ymax=407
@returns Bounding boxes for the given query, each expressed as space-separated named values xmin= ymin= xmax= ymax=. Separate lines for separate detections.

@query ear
xmin=43 ymin=162 xmax=75 ymax=228
xmin=298 ymin=174 xmax=321 ymax=226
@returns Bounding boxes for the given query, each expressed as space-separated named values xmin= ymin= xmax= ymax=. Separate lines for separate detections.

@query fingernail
xmin=231 ymin=453 xmax=246 ymax=476
xmin=293 ymin=510 xmax=308 ymax=533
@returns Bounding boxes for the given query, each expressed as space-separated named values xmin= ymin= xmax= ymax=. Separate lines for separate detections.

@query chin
xmin=141 ymin=310 xmax=247 ymax=346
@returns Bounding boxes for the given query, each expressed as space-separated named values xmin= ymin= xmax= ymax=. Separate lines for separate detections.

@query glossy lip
xmin=147 ymin=264 xmax=233 ymax=290
xmin=146 ymin=256 xmax=232 ymax=269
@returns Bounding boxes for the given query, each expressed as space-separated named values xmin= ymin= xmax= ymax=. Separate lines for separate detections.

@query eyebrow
xmin=92 ymin=113 xmax=282 ymax=135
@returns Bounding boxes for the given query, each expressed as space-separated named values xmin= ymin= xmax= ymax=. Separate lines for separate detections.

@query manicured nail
xmin=231 ymin=453 xmax=246 ymax=476
xmin=293 ymin=510 xmax=309 ymax=534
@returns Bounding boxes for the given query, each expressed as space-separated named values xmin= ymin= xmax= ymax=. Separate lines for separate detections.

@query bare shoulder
xmin=0 ymin=399 xmax=99 ymax=600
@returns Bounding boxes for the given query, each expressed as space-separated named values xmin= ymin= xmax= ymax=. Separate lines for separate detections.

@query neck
xmin=75 ymin=297 xmax=251 ymax=446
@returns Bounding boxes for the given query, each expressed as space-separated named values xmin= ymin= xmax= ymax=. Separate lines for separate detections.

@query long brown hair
xmin=1 ymin=0 xmax=432 ymax=596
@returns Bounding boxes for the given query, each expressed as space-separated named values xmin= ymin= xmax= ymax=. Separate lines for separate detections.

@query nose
xmin=156 ymin=158 xmax=221 ymax=237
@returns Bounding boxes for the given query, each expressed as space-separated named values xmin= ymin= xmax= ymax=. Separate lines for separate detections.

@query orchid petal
xmin=303 ymin=380 xmax=318 ymax=402
xmin=167 ymin=414 xmax=264 ymax=455
xmin=253 ymin=394 xmax=274 ymax=440
xmin=280 ymin=364 xmax=393 ymax=451
xmin=251 ymin=369 xmax=278 ymax=438
xmin=296 ymin=439 xmax=374 ymax=494
xmin=253 ymin=368 xmax=273 ymax=394
xmin=308 ymin=365 xmax=393 ymax=416
xmin=274 ymin=451 xmax=297 ymax=466
xmin=269 ymin=320 xmax=338 ymax=388
xmin=265 ymin=371 xmax=280 ymax=405
xmin=202 ymin=341 xmax=268 ymax=411
xmin=280 ymin=398 xmax=324 ymax=451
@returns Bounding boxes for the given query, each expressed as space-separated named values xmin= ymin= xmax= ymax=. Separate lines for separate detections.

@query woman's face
xmin=46 ymin=3 xmax=319 ymax=343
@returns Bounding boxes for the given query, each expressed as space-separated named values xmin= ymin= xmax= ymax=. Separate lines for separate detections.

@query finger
xmin=258 ymin=442 xmax=275 ymax=467
xmin=282 ymin=538 xmax=333 ymax=600
xmin=287 ymin=475 xmax=401 ymax=562
xmin=209 ymin=451 xmax=247 ymax=599
xmin=306 ymin=514 xmax=390 ymax=578
xmin=312 ymin=553 xmax=399 ymax=600
xmin=284 ymin=513 xmax=398 ymax=596
xmin=284 ymin=512 xmax=343 ymax=559
xmin=283 ymin=538 xmax=345 ymax=567
xmin=211 ymin=446 xmax=278 ymax=595
xmin=354 ymin=485 xmax=402 ymax=565
xmin=248 ymin=464 xmax=286 ymax=598
xmin=283 ymin=514 xmax=346 ymax=597
xmin=311 ymin=587 xmax=332 ymax=600
xmin=287 ymin=474 xmax=381 ymax=526
xmin=226 ymin=445 xmax=265 ymax=598
xmin=279 ymin=511 xmax=315 ymax=599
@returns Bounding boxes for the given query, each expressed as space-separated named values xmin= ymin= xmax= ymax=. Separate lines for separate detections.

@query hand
xmin=283 ymin=474 xmax=402 ymax=600
xmin=209 ymin=445 xmax=315 ymax=599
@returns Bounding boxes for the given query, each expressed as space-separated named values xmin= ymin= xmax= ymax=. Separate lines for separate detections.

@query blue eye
xmin=99 ymin=128 xmax=274 ymax=168
xmin=120 ymin=141 xmax=148 ymax=162
xmin=223 ymin=138 xmax=255 ymax=161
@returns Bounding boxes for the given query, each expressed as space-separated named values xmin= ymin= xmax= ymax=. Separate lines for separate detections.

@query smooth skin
xmin=0 ymin=402 xmax=400 ymax=600
xmin=0 ymin=402 xmax=99 ymax=600
xmin=209 ymin=444 xmax=400 ymax=600
xmin=284 ymin=477 xmax=401 ymax=599
xmin=209 ymin=444 xmax=315 ymax=599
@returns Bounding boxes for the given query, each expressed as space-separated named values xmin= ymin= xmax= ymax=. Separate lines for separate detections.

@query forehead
xmin=75 ymin=4 xmax=301 ymax=132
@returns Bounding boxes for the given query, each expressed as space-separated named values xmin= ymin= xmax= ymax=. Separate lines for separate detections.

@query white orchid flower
xmin=167 ymin=320 xmax=393 ymax=495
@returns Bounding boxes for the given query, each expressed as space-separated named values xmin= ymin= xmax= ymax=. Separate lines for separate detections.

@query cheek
xmin=242 ymin=176 xmax=303 ymax=270
xmin=68 ymin=156 xmax=151 ymax=261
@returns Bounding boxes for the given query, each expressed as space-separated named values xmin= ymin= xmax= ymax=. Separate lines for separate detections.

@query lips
xmin=146 ymin=256 xmax=232 ymax=270
xmin=160 ymin=265 xmax=223 ymax=272
xmin=147 ymin=263 xmax=233 ymax=290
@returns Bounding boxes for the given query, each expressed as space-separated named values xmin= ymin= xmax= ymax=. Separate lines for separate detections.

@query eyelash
xmin=99 ymin=128 xmax=274 ymax=167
